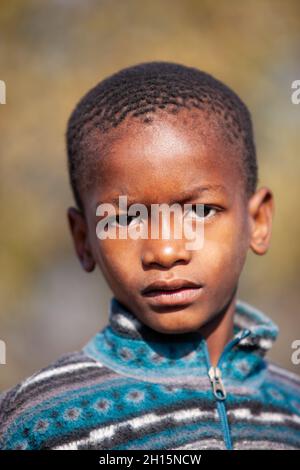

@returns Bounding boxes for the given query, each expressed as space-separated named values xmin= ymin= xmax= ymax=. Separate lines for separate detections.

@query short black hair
xmin=66 ymin=61 xmax=258 ymax=212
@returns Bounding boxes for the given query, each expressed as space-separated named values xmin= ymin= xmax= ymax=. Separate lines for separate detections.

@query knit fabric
xmin=0 ymin=297 xmax=300 ymax=450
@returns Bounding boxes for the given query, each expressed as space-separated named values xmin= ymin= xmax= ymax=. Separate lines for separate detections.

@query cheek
xmin=94 ymin=239 xmax=140 ymax=287
xmin=200 ymin=219 xmax=248 ymax=280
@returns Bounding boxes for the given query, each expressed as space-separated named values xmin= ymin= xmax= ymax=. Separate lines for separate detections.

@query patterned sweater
xmin=0 ymin=297 xmax=300 ymax=450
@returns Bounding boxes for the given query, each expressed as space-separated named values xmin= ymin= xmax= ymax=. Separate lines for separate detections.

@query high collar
xmin=83 ymin=297 xmax=279 ymax=385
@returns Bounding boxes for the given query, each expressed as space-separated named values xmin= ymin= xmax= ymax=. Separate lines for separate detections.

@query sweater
xmin=0 ymin=297 xmax=300 ymax=450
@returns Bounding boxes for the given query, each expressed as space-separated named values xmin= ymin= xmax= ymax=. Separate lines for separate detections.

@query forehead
xmin=83 ymin=109 xmax=244 ymax=207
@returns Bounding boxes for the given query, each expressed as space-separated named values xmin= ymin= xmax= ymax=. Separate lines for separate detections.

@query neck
xmin=200 ymin=291 xmax=237 ymax=367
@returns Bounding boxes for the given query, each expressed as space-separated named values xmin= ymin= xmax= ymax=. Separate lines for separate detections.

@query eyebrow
xmin=97 ymin=184 xmax=227 ymax=209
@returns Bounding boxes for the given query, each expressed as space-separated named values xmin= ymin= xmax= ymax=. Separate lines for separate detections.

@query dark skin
xmin=67 ymin=109 xmax=274 ymax=367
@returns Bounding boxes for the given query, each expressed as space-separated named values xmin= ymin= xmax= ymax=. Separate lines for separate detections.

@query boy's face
xmin=68 ymin=109 xmax=273 ymax=335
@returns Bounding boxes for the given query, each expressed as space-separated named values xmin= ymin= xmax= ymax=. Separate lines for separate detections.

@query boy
xmin=0 ymin=61 xmax=299 ymax=450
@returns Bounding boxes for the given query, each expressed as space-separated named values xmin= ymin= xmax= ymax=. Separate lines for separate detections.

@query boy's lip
xmin=141 ymin=279 xmax=204 ymax=307
xmin=141 ymin=278 xmax=202 ymax=295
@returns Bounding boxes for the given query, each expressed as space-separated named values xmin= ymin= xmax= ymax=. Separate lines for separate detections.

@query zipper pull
xmin=208 ymin=366 xmax=227 ymax=401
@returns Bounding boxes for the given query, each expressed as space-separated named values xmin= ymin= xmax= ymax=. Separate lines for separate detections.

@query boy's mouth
xmin=141 ymin=279 xmax=203 ymax=307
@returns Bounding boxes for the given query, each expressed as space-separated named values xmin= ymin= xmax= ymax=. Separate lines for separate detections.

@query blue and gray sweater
xmin=0 ymin=297 xmax=300 ymax=450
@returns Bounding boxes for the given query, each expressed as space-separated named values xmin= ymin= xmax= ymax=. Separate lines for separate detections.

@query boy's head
xmin=66 ymin=61 xmax=273 ymax=337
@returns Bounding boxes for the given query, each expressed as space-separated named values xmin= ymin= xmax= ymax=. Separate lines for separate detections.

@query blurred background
xmin=0 ymin=0 xmax=300 ymax=390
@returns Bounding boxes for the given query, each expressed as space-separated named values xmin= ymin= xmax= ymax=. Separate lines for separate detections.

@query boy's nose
xmin=141 ymin=239 xmax=192 ymax=269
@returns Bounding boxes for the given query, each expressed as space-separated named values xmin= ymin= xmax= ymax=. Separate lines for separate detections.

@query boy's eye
xmin=115 ymin=214 xmax=141 ymax=227
xmin=185 ymin=204 xmax=217 ymax=220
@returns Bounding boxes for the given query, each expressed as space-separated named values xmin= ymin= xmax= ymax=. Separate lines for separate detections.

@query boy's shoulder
xmin=0 ymin=348 xmax=118 ymax=449
xmin=1 ymin=348 xmax=108 ymax=396
xmin=263 ymin=360 xmax=300 ymax=413
xmin=265 ymin=360 xmax=300 ymax=391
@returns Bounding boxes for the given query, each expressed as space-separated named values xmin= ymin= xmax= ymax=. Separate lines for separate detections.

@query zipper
xmin=203 ymin=329 xmax=251 ymax=450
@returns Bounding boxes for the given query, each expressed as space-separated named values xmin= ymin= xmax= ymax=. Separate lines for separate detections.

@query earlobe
xmin=81 ymin=254 xmax=96 ymax=272
xmin=67 ymin=207 xmax=96 ymax=272
xmin=248 ymin=187 xmax=274 ymax=256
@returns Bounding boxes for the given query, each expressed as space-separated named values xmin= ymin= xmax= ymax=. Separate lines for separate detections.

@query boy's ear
xmin=67 ymin=207 xmax=96 ymax=272
xmin=248 ymin=187 xmax=274 ymax=255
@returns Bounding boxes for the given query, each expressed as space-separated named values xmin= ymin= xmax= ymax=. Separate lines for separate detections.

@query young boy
xmin=0 ymin=61 xmax=300 ymax=450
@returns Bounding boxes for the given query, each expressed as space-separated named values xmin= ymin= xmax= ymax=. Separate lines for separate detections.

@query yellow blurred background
xmin=1 ymin=0 xmax=300 ymax=390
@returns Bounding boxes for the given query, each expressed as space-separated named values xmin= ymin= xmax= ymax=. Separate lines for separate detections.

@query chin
xmin=151 ymin=315 xmax=205 ymax=335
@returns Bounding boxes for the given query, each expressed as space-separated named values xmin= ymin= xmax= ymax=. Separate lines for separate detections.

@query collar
xmin=83 ymin=297 xmax=279 ymax=385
